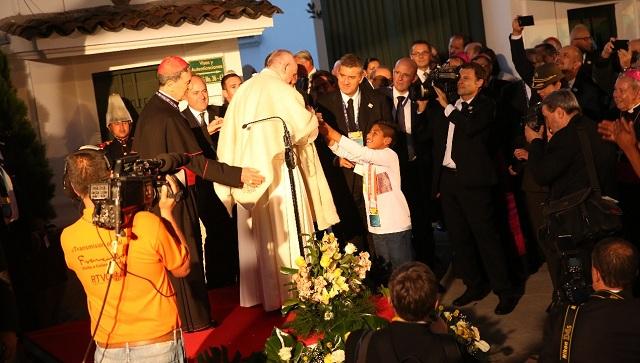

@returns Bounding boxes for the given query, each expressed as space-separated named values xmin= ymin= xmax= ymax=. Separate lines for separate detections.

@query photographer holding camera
xmin=60 ymin=148 xmax=189 ymax=362
xmin=539 ymin=238 xmax=640 ymax=363
xmin=430 ymin=62 xmax=520 ymax=315
xmin=526 ymin=89 xmax=617 ymax=304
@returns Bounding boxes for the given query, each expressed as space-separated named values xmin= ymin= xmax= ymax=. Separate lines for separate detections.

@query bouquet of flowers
xmin=265 ymin=233 xmax=387 ymax=363
xmin=437 ymin=305 xmax=491 ymax=361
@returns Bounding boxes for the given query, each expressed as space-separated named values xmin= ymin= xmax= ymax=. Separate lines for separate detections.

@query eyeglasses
xmin=411 ymin=51 xmax=430 ymax=57
xmin=110 ymin=121 xmax=131 ymax=126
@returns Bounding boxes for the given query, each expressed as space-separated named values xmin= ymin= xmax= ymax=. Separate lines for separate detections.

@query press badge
xmin=348 ymin=131 xmax=364 ymax=146
xmin=369 ymin=207 xmax=381 ymax=227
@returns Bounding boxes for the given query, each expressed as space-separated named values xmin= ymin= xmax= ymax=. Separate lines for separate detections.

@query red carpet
xmin=24 ymin=286 xmax=285 ymax=362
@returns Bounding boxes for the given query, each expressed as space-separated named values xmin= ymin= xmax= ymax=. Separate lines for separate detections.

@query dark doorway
xmin=92 ymin=65 xmax=158 ymax=141
xmin=567 ymin=4 xmax=616 ymax=52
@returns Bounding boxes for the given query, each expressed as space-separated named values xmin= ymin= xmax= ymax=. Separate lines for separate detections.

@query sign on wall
xmin=190 ymin=57 xmax=225 ymax=83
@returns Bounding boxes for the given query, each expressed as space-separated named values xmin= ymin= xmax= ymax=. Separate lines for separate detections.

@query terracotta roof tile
xmin=0 ymin=0 xmax=282 ymax=40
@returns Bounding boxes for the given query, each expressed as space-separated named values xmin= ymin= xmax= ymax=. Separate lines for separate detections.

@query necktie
xmin=461 ymin=101 xmax=469 ymax=114
xmin=199 ymin=111 xmax=206 ymax=126
xmin=396 ymin=96 xmax=406 ymax=131
xmin=346 ymin=98 xmax=356 ymax=131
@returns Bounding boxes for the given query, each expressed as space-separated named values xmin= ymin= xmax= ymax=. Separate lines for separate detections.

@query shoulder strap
xmin=575 ymin=124 xmax=601 ymax=193
xmin=559 ymin=304 xmax=580 ymax=363
xmin=355 ymin=329 xmax=374 ymax=363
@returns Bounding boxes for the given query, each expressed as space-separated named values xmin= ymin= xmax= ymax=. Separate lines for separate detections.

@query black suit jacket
xmin=509 ymin=34 xmax=535 ymax=87
xmin=379 ymin=87 xmax=431 ymax=165
xmin=315 ymin=87 xmax=392 ymax=193
xmin=133 ymin=94 xmax=241 ymax=187
xmin=570 ymin=70 xmax=607 ymax=122
xmin=430 ymin=93 xmax=498 ymax=194
xmin=527 ymin=114 xmax=617 ymax=200
xmin=181 ymin=105 xmax=223 ymax=158
xmin=540 ymin=291 xmax=640 ymax=363
xmin=345 ymin=322 xmax=463 ymax=363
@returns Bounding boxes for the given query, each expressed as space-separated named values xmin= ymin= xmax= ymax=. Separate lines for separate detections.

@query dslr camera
xmin=557 ymin=249 xmax=591 ymax=305
xmin=89 ymin=153 xmax=189 ymax=230
xmin=410 ymin=66 xmax=460 ymax=102
xmin=522 ymin=101 xmax=545 ymax=132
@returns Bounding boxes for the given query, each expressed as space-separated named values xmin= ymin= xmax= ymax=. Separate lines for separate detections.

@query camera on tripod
xmin=89 ymin=153 xmax=189 ymax=230
xmin=410 ymin=66 xmax=460 ymax=102
xmin=522 ymin=101 xmax=545 ymax=132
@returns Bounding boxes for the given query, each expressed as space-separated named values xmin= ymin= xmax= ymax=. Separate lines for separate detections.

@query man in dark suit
xmin=430 ymin=62 xmax=520 ymax=315
xmin=526 ymin=90 xmax=617 ymax=295
xmin=556 ymin=45 xmax=606 ymax=122
xmin=409 ymin=40 xmax=435 ymax=100
xmin=379 ymin=57 xmax=435 ymax=270
xmin=540 ymin=238 xmax=640 ymax=363
xmin=220 ymin=73 xmax=243 ymax=117
xmin=182 ymin=75 xmax=238 ymax=289
xmin=315 ymin=53 xmax=392 ymax=249
xmin=570 ymin=24 xmax=598 ymax=81
xmin=133 ymin=56 xmax=264 ymax=331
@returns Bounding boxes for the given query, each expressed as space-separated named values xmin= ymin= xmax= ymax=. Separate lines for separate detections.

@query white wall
xmin=9 ymin=38 xmax=242 ymax=226
xmin=239 ymin=0 xmax=320 ymax=73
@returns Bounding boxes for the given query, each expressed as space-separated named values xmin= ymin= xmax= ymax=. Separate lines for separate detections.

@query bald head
xmin=393 ymin=57 xmax=418 ymax=93
xmin=570 ymin=24 xmax=593 ymax=52
xmin=556 ymin=45 xmax=583 ymax=80
xmin=267 ymin=49 xmax=297 ymax=84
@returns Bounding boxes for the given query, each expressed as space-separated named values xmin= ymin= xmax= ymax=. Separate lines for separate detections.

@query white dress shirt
xmin=442 ymin=96 xmax=476 ymax=168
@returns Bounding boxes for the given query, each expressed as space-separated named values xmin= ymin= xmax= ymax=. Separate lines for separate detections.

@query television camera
xmin=89 ymin=152 xmax=190 ymax=231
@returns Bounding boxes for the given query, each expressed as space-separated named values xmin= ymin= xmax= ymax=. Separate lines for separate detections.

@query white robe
xmin=215 ymin=68 xmax=338 ymax=311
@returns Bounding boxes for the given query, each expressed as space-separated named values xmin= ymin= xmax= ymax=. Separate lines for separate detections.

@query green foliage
xmin=0 ymin=50 xmax=55 ymax=225
xmin=266 ymin=233 xmax=388 ymax=362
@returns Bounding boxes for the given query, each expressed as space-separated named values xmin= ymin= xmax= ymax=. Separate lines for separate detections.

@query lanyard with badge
xmin=342 ymin=99 xmax=364 ymax=146
xmin=365 ymin=164 xmax=381 ymax=227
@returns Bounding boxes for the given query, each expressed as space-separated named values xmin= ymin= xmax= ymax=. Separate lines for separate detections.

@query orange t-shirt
xmin=61 ymin=207 xmax=189 ymax=345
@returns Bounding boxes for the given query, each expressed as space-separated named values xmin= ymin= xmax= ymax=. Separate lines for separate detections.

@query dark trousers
xmin=196 ymin=179 xmax=239 ymax=288
xmin=400 ymin=158 xmax=435 ymax=269
xmin=439 ymin=170 xmax=512 ymax=294
xmin=524 ymin=190 xmax=560 ymax=290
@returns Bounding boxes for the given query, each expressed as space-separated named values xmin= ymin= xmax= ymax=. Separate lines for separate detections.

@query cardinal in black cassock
xmin=132 ymin=56 xmax=260 ymax=331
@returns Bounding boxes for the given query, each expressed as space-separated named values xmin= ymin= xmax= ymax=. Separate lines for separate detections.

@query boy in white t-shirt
xmin=319 ymin=120 xmax=413 ymax=269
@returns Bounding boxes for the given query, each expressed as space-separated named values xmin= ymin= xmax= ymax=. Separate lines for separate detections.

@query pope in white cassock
xmin=215 ymin=50 xmax=339 ymax=311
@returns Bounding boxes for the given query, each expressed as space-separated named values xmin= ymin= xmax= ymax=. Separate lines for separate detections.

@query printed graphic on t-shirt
xmin=376 ymin=172 xmax=392 ymax=194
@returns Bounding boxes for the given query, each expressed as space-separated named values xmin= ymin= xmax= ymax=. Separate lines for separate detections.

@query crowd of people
xmin=55 ymin=16 xmax=640 ymax=362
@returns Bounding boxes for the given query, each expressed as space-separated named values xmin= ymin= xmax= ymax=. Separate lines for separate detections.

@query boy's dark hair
xmin=592 ymin=238 xmax=639 ymax=289
xmin=372 ymin=121 xmax=396 ymax=147
xmin=389 ymin=262 xmax=438 ymax=322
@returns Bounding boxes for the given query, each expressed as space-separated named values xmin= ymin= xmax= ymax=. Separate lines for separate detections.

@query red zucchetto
xmin=623 ymin=68 xmax=640 ymax=82
xmin=157 ymin=56 xmax=189 ymax=76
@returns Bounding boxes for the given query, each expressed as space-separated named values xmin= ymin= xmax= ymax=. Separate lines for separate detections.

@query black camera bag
xmin=538 ymin=125 xmax=622 ymax=246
